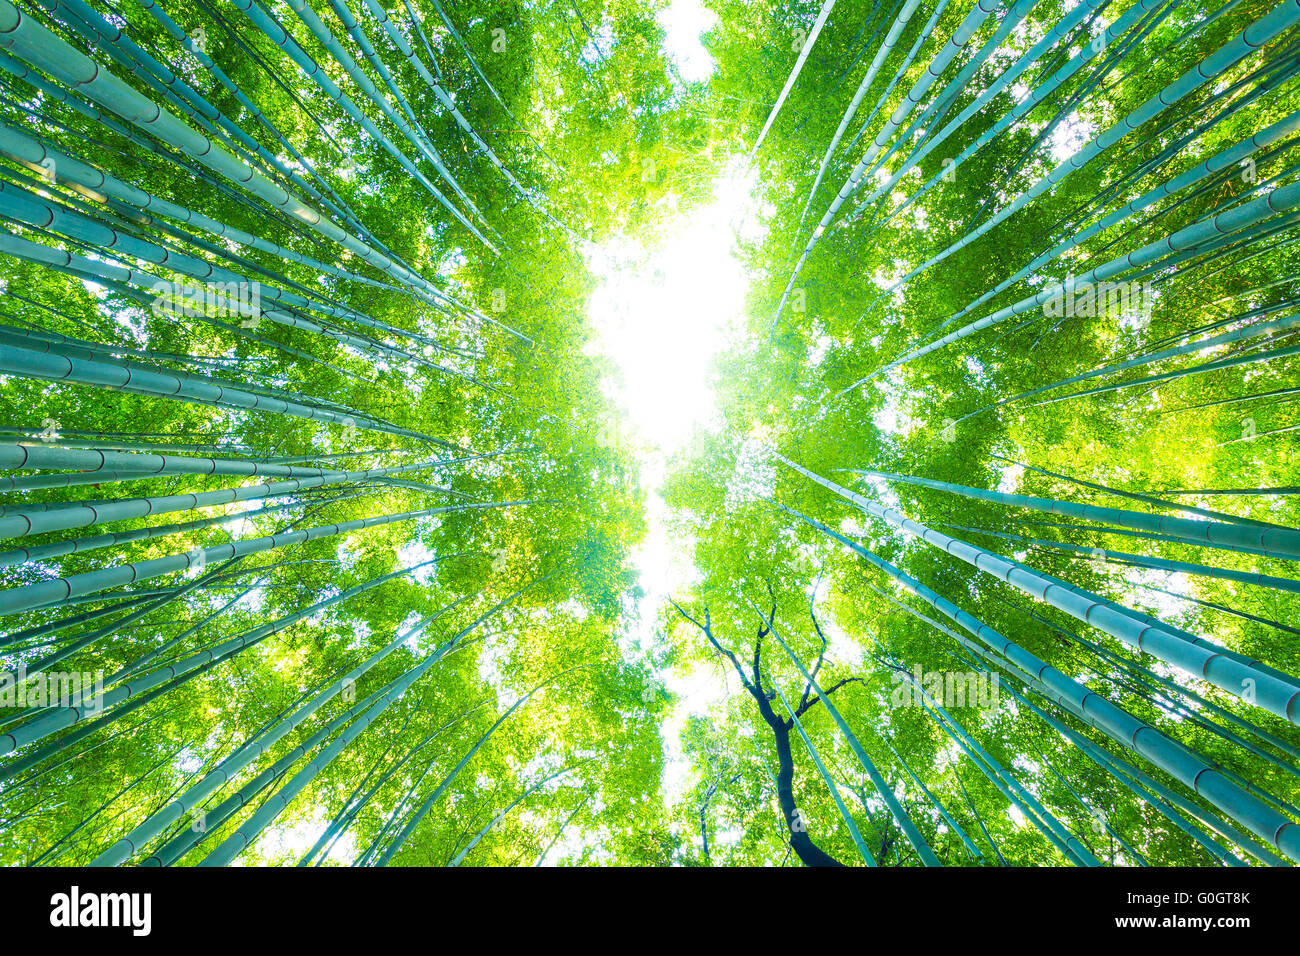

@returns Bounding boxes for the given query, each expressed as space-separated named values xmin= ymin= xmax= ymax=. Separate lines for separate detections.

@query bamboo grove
xmin=0 ymin=0 xmax=1298 ymax=868
xmin=666 ymin=0 xmax=1300 ymax=867
xmin=0 ymin=0 xmax=673 ymax=867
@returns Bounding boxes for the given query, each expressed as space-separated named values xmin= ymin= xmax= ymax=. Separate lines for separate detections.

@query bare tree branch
xmin=795 ymin=676 xmax=870 ymax=718
xmin=670 ymin=598 xmax=754 ymax=694
xmin=676 ymin=594 xmax=844 ymax=867
xmin=800 ymin=602 xmax=831 ymax=711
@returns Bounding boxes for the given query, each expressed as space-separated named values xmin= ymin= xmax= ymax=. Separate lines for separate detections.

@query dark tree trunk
xmin=748 ymin=676 xmax=844 ymax=867
xmin=672 ymin=599 xmax=847 ymax=867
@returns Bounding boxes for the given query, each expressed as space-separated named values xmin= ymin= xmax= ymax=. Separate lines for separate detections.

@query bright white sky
xmin=577 ymin=2 xmax=769 ymax=806
xmin=584 ymin=160 xmax=758 ymax=457
xmin=584 ymin=160 xmax=765 ymax=778
xmin=582 ymin=118 xmax=768 ymax=626
xmin=657 ymin=0 xmax=717 ymax=83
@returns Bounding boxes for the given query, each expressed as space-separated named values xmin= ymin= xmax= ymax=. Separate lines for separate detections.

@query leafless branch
xmin=670 ymin=598 xmax=754 ymax=693
xmin=795 ymin=676 xmax=870 ymax=718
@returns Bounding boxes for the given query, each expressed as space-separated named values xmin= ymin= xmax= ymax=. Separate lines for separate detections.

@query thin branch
xmin=801 ymin=603 xmax=831 ymax=711
xmin=670 ymin=598 xmax=754 ymax=693
xmin=795 ymin=676 xmax=870 ymax=718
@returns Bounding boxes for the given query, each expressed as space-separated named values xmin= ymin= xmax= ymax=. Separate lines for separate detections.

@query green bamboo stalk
xmin=751 ymin=0 xmax=838 ymax=157
xmin=778 ymin=455 xmax=1300 ymax=725
xmin=794 ymin=0 xmax=919 ymax=231
xmin=874 ymin=0 xmax=1300 ymax=307
xmin=898 ymin=660 xmax=1096 ymax=865
xmin=2 ymin=563 xmax=439 ymax=760
xmin=772 ymin=0 xmax=1001 ymax=333
xmin=956 ymin=772 xmax=1006 ymax=864
xmin=853 ymin=468 xmax=1300 ymax=561
xmin=144 ymin=676 xmax=406 ymax=866
xmin=0 ymin=454 xmax=482 ymax=541
xmin=778 ymin=501 xmax=1300 ymax=862
xmin=372 ymin=661 xmax=585 ymax=866
xmin=880 ymin=736 xmax=981 ymax=860
xmin=448 ymin=764 xmax=581 ymax=866
xmin=534 ymin=796 xmax=588 ymax=866
xmin=0 ymin=1 xmax=529 ymax=341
